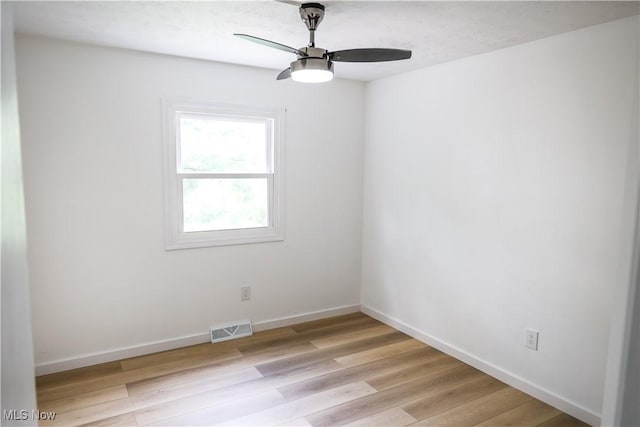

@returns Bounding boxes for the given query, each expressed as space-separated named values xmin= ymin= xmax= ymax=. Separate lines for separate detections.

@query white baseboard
xmin=252 ymin=304 xmax=361 ymax=331
xmin=360 ymin=304 xmax=601 ymax=427
xmin=34 ymin=332 xmax=210 ymax=376
xmin=35 ymin=304 xmax=360 ymax=376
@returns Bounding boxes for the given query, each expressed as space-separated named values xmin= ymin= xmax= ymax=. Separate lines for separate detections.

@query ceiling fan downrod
xmin=299 ymin=3 xmax=325 ymax=48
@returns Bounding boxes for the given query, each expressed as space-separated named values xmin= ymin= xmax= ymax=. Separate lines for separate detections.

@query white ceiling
xmin=12 ymin=1 xmax=639 ymax=81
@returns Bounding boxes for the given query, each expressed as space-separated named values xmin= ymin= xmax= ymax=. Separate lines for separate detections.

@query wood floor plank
xmin=343 ymin=407 xmax=418 ymax=427
xmin=290 ymin=312 xmax=367 ymax=333
xmin=79 ymin=412 xmax=137 ymax=427
xmin=410 ymin=386 xmax=533 ymax=426
xmin=403 ymin=375 xmax=507 ymax=420
xmin=306 ymin=364 xmax=482 ymax=426
xmin=310 ymin=324 xmax=395 ymax=349
xmin=130 ymin=366 xmax=263 ymax=400
xmin=334 ymin=338 xmax=427 ymax=367
xmin=126 ymin=342 xmax=317 ymax=396
xmin=366 ymin=355 xmax=463 ymax=391
xmin=133 ymin=359 xmax=342 ymax=426
xmin=39 ymin=385 xmax=129 ymax=414
xmin=220 ymin=381 xmax=377 ymax=426
xmin=133 ymin=382 xmax=279 ymax=426
xmin=535 ymin=413 xmax=590 ymax=427
xmin=148 ymin=389 xmax=286 ymax=426
xmin=125 ymin=362 xmax=258 ymax=396
xmin=296 ymin=317 xmax=383 ymax=340
xmin=278 ymin=347 xmax=446 ymax=401
xmin=117 ymin=348 xmax=244 ymax=379
xmin=37 ymin=362 xmax=123 ymax=388
xmin=44 ymin=367 xmax=262 ymax=426
xmin=283 ymin=418 xmax=313 ymax=426
xmin=120 ymin=344 xmax=218 ymax=372
xmin=474 ymin=400 xmax=562 ymax=427
xmin=256 ymin=331 xmax=409 ymax=377
xmin=37 ymin=348 xmax=243 ymax=403
xmin=237 ymin=316 xmax=382 ymax=355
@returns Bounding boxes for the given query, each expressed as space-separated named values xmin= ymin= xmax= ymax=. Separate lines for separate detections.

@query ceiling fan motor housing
xmin=291 ymin=57 xmax=333 ymax=74
xmin=299 ymin=46 xmax=327 ymax=59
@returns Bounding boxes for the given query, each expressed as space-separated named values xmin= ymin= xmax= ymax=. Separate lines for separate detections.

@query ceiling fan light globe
xmin=291 ymin=69 xmax=333 ymax=83
xmin=290 ymin=58 xmax=334 ymax=83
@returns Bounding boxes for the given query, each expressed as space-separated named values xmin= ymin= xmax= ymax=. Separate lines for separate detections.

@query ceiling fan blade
xmin=234 ymin=33 xmax=306 ymax=57
xmin=276 ymin=68 xmax=292 ymax=80
xmin=329 ymin=48 xmax=412 ymax=63
xmin=273 ymin=0 xmax=301 ymax=6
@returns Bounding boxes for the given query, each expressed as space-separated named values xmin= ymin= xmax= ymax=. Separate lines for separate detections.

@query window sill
xmin=164 ymin=227 xmax=284 ymax=250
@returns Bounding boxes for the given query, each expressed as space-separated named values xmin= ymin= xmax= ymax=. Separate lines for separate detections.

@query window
xmin=162 ymin=99 xmax=284 ymax=249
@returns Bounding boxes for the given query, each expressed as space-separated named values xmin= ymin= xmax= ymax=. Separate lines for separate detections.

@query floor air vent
xmin=210 ymin=321 xmax=253 ymax=343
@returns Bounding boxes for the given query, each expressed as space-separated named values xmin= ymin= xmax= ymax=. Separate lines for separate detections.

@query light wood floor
xmin=36 ymin=312 xmax=589 ymax=426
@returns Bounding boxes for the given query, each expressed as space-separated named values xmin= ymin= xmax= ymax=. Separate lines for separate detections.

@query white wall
xmin=16 ymin=35 xmax=364 ymax=370
xmin=361 ymin=16 xmax=639 ymax=425
xmin=1 ymin=3 xmax=37 ymax=424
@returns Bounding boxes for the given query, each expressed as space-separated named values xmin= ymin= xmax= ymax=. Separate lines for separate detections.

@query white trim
xmin=601 ymin=38 xmax=640 ymax=425
xmin=177 ymin=173 xmax=272 ymax=179
xmin=252 ymin=304 xmax=361 ymax=332
xmin=34 ymin=332 xmax=210 ymax=376
xmin=360 ymin=304 xmax=601 ymax=427
xmin=34 ymin=304 xmax=360 ymax=376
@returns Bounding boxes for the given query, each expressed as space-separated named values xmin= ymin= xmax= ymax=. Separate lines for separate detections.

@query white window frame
xmin=162 ymin=99 xmax=285 ymax=250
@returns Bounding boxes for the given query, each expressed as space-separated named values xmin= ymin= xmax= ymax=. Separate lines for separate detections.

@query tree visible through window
xmin=163 ymin=100 xmax=284 ymax=249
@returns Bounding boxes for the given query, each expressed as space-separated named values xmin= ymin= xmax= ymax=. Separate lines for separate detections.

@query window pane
xmin=179 ymin=116 xmax=269 ymax=173
xmin=182 ymin=178 xmax=269 ymax=232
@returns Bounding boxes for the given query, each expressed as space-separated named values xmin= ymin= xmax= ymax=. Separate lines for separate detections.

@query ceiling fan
xmin=234 ymin=2 xmax=412 ymax=83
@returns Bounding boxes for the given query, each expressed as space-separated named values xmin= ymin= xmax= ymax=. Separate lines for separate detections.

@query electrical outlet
xmin=525 ymin=329 xmax=539 ymax=351
xmin=240 ymin=286 xmax=251 ymax=301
